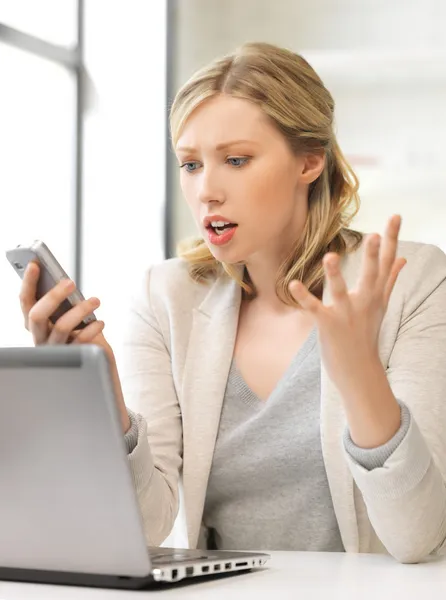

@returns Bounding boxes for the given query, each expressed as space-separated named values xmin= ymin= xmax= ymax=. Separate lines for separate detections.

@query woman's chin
xmin=207 ymin=244 xmax=246 ymax=266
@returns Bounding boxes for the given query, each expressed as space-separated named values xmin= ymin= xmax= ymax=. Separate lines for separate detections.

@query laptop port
xmin=225 ymin=563 xmax=231 ymax=570
xmin=235 ymin=562 xmax=248 ymax=567
xmin=186 ymin=566 xmax=194 ymax=576
xmin=202 ymin=565 xmax=210 ymax=573
xmin=214 ymin=564 xmax=221 ymax=571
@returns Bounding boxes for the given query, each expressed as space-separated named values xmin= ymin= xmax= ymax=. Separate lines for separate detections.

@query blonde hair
xmin=170 ymin=41 xmax=363 ymax=305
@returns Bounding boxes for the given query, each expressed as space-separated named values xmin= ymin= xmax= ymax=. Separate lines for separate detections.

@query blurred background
xmin=2 ymin=0 xmax=446 ymax=363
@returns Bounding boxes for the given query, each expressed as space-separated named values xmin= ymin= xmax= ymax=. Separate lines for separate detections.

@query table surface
xmin=1 ymin=551 xmax=445 ymax=600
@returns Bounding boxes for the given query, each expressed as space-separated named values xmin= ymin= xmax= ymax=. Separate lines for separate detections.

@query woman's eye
xmin=180 ymin=162 xmax=200 ymax=173
xmin=227 ymin=157 xmax=250 ymax=168
xmin=179 ymin=157 xmax=250 ymax=171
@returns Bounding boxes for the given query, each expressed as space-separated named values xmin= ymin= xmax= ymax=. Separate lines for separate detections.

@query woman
xmin=20 ymin=42 xmax=446 ymax=563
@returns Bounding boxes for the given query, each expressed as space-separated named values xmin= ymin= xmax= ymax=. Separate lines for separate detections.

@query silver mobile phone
xmin=5 ymin=240 xmax=97 ymax=330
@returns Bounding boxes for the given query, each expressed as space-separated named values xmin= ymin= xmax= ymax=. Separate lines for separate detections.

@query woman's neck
xmin=242 ymin=255 xmax=323 ymax=313
xmin=243 ymin=261 xmax=292 ymax=314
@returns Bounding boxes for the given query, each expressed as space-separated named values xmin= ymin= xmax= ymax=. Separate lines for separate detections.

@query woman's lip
xmin=206 ymin=225 xmax=238 ymax=246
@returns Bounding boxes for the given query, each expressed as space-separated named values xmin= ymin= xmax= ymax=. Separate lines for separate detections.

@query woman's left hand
xmin=289 ymin=215 xmax=407 ymax=397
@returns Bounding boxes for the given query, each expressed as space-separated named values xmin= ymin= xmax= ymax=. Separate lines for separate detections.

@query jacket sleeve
xmin=118 ymin=267 xmax=183 ymax=547
xmin=344 ymin=243 xmax=446 ymax=564
xmin=343 ymin=400 xmax=411 ymax=470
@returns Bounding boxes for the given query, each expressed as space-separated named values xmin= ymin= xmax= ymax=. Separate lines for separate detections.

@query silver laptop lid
xmin=0 ymin=345 xmax=151 ymax=578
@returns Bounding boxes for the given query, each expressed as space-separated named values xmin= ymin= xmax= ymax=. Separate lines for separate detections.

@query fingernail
xmin=63 ymin=279 xmax=75 ymax=289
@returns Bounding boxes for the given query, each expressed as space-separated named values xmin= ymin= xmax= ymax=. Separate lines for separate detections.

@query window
xmin=0 ymin=1 xmax=167 ymax=350
xmin=0 ymin=9 xmax=78 ymax=348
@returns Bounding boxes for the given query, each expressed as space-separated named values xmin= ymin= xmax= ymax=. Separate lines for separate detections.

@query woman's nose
xmin=197 ymin=169 xmax=225 ymax=205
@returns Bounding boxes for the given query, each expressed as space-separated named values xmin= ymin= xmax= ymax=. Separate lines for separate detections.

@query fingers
xmin=384 ymin=257 xmax=407 ymax=305
xmin=289 ymin=280 xmax=322 ymax=314
xmin=323 ymin=253 xmax=349 ymax=307
xmin=19 ymin=261 xmax=40 ymax=329
xmin=357 ymin=215 xmax=404 ymax=303
xmin=27 ymin=278 xmax=75 ymax=344
xmin=290 ymin=215 xmax=404 ymax=326
xmin=68 ymin=320 xmax=105 ymax=344
xmin=378 ymin=215 xmax=402 ymax=288
xmin=45 ymin=297 xmax=101 ymax=344
xmin=357 ymin=234 xmax=381 ymax=294
xmin=20 ymin=260 xmax=104 ymax=348
xmin=27 ymin=272 xmax=100 ymax=345
xmin=289 ymin=253 xmax=349 ymax=314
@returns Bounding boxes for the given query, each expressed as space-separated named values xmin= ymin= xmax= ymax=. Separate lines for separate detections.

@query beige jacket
xmin=121 ymin=238 xmax=446 ymax=563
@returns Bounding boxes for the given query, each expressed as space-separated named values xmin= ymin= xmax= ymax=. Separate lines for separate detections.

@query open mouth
xmin=207 ymin=223 xmax=238 ymax=236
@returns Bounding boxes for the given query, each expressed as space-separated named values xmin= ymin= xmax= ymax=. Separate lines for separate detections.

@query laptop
xmin=0 ymin=345 xmax=270 ymax=589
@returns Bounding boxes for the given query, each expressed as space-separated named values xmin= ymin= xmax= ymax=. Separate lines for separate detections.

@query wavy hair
xmin=170 ymin=42 xmax=363 ymax=305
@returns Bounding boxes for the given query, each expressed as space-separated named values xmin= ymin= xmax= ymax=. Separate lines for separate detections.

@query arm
xmin=118 ymin=267 xmax=183 ymax=547
xmin=289 ymin=215 xmax=446 ymax=563
xmin=344 ymin=244 xmax=446 ymax=563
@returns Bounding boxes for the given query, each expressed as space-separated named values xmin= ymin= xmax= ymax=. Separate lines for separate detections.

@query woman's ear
xmin=299 ymin=151 xmax=326 ymax=184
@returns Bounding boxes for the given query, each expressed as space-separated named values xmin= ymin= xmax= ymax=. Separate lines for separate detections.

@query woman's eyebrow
xmin=176 ymin=140 xmax=260 ymax=153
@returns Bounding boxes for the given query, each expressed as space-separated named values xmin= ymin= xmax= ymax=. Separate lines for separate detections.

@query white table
xmin=1 ymin=552 xmax=445 ymax=599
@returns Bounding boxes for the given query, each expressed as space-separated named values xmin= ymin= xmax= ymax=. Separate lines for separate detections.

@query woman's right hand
xmin=19 ymin=261 xmax=105 ymax=346
xmin=19 ymin=261 xmax=131 ymax=433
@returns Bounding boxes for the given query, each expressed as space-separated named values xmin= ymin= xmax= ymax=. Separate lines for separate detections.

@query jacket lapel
xmin=181 ymin=272 xmax=242 ymax=548
xmin=320 ymin=248 xmax=363 ymax=552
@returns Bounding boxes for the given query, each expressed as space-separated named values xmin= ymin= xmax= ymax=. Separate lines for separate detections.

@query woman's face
xmin=175 ymin=94 xmax=324 ymax=266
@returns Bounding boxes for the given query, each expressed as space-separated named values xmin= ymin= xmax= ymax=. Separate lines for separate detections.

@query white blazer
xmin=121 ymin=238 xmax=446 ymax=563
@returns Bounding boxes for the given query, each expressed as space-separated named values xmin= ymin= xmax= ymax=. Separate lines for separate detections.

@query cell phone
xmin=5 ymin=240 xmax=97 ymax=330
